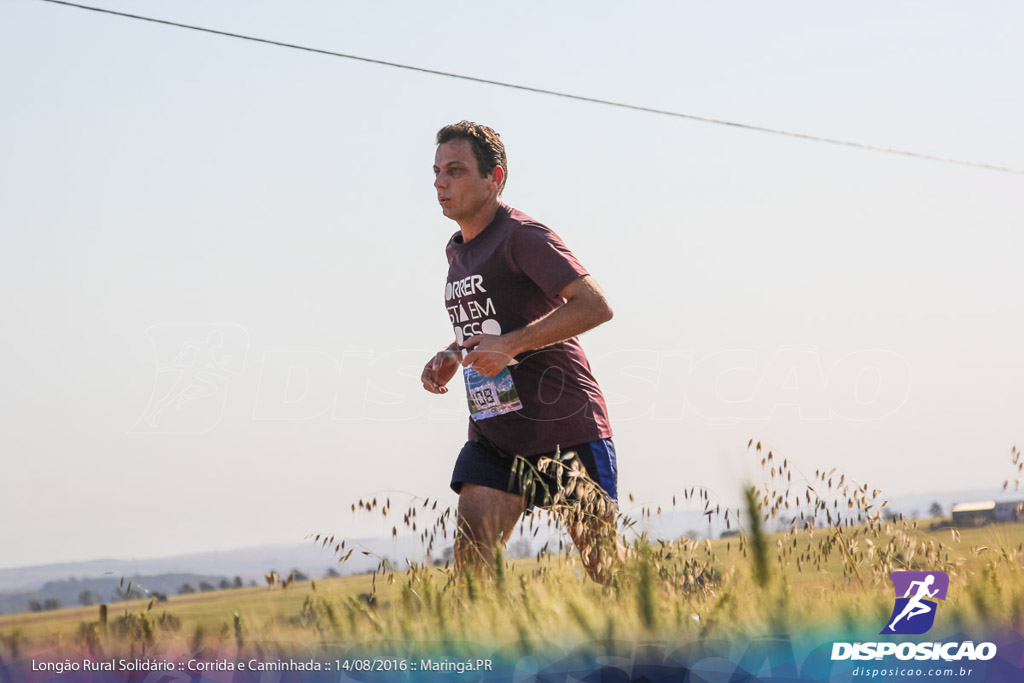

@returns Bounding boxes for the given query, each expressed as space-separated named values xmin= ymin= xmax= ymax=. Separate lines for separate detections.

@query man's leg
xmin=567 ymin=501 xmax=623 ymax=584
xmin=456 ymin=484 xmax=527 ymax=573
xmin=552 ymin=440 xmax=622 ymax=584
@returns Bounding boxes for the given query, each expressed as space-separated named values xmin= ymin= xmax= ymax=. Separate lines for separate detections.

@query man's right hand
xmin=421 ymin=344 xmax=461 ymax=394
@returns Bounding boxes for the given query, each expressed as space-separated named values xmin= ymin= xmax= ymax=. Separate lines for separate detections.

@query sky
xmin=1 ymin=0 xmax=1022 ymax=570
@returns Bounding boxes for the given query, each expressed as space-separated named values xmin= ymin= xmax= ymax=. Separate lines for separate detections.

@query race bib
xmin=464 ymin=366 xmax=523 ymax=421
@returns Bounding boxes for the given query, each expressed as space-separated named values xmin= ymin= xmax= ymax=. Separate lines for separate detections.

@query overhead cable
xmin=40 ymin=0 xmax=1024 ymax=176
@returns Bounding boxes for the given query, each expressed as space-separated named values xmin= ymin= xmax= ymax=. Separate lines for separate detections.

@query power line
xmin=41 ymin=0 xmax=1024 ymax=176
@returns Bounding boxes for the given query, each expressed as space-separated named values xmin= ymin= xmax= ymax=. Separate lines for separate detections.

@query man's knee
xmin=457 ymin=484 xmax=526 ymax=544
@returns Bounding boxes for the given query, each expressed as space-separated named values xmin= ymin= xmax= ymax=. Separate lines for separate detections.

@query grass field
xmin=3 ymin=445 xmax=1023 ymax=664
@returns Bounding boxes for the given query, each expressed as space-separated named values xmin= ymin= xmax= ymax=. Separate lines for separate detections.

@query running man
xmin=888 ymin=574 xmax=939 ymax=631
xmin=420 ymin=121 xmax=619 ymax=582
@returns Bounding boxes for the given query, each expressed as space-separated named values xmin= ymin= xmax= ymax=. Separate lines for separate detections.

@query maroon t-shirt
xmin=444 ymin=203 xmax=613 ymax=457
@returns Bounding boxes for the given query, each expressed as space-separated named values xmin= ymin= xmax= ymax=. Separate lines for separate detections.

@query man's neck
xmin=457 ymin=199 xmax=502 ymax=243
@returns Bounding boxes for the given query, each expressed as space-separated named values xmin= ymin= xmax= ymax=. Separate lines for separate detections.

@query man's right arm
xmin=421 ymin=342 xmax=461 ymax=394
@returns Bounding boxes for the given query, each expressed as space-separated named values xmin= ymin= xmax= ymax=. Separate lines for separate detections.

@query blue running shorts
xmin=450 ymin=437 xmax=617 ymax=508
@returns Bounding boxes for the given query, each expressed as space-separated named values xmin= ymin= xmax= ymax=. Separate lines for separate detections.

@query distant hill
xmin=0 ymin=537 xmax=434 ymax=616
xmin=2 ymin=487 xmax=1019 ymax=616
xmin=0 ymin=573 xmax=233 ymax=616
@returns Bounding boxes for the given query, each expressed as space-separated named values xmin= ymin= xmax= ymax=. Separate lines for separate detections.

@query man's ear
xmin=491 ymin=165 xmax=505 ymax=191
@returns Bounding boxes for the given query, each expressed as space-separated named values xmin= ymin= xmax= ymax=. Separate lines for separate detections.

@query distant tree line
xmin=177 ymin=576 xmax=248 ymax=595
xmin=18 ymin=569 xmax=337 ymax=613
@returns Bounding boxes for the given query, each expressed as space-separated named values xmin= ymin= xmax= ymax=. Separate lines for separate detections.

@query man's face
xmin=433 ymin=139 xmax=496 ymax=222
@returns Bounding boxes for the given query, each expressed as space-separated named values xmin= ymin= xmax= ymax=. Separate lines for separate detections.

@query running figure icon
xmin=881 ymin=571 xmax=949 ymax=635
xmin=888 ymin=574 xmax=939 ymax=631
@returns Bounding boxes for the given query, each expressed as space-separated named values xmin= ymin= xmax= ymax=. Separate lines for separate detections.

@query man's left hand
xmin=461 ymin=334 xmax=520 ymax=378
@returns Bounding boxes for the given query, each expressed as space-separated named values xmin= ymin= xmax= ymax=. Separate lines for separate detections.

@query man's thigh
xmin=457 ymin=483 xmax=526 ymax=543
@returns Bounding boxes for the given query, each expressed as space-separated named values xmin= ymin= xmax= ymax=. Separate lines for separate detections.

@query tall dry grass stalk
xmin=4 ymin=440 xmax=1023 ymax=662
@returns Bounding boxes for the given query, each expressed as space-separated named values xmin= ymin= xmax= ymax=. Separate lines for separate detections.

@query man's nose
xmin=434 ymin=174 xmax=446 ymax=189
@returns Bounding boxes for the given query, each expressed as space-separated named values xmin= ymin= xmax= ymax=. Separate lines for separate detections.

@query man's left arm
xmin=461 ymin=275 xmax=613 ymax=377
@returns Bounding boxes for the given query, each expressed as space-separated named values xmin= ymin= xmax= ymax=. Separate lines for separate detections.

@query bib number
xmin=464 ymin=366 xmax=523 ymax=421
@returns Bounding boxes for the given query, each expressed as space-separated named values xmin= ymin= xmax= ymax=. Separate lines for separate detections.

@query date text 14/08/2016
xmin=339 ymin=659 xmax=494 ymax=674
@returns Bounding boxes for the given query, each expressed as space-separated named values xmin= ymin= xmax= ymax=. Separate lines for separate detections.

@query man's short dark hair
xmin=436 ymin=121 xmax=507 ymax=194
